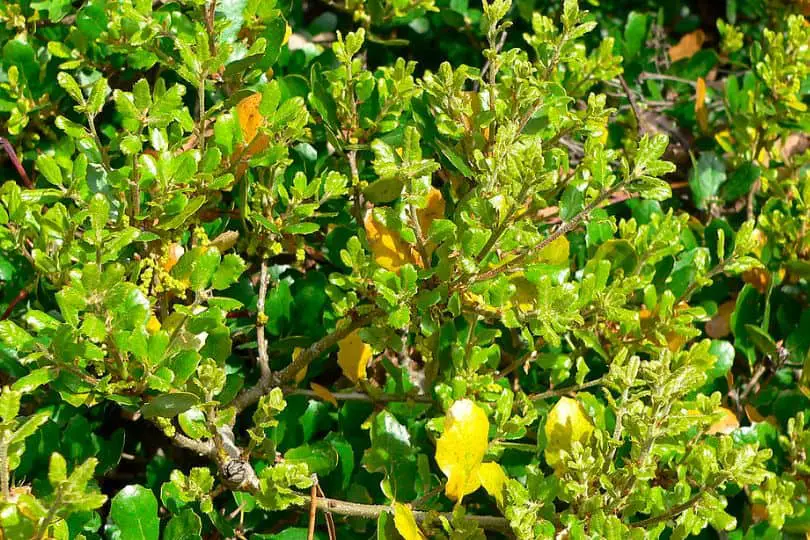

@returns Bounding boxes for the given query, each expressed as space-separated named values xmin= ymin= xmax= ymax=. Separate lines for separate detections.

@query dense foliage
xmin=1 ymin=0 xmax=809 ymax=538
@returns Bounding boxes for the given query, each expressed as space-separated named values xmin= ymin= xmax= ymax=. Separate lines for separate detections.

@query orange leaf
xmin=310 ymin=383 xmax=338 ymax=407
xmin=707 ymin=407 xmax=739 ymax=435
xmin=695 ymin=77 xmax=709 ymax=132
xmin=669 ymin=30 xmax=706 ymax=62
xmin=236 ymin=93 xmax=263 ymax=144
xmin=706 ymin=300 xmax=735 ymax=338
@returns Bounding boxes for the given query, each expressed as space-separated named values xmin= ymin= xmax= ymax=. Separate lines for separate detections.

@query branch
xmin=528 ymin=377 xmax=605 ymax=401
xmin=231 ymin=311 xmax=378 ymax=412
xmin=284 ymin=388 xmax=433 ymax=404
xmin=307 ymin=496 xmax=512 ymax=533
xmin=256 ymin=261 xmax=271 ymax=381
xmin=630 ymin=489 xmax=707 ymax=528
xmin=169 ymin=430 xmax=216 ymax=457
xmin=472 ymin=185 xmax=624 ymax=283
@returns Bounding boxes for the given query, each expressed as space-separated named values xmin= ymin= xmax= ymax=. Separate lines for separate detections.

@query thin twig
xmin=284 ymin=388 xmax=433 ymax=403
xmin=1 ymin=288 xmax=29 ymax=321
xmin=0 ymin=137 xmax=33 ymax=188
xmin=231 ymin=311 xmax=378 ymax=412
xmin=529 ymin=378 xmax=604 ymax=401
xmin=472 ymin=184 xmax=624 ymax=283
xmin=638 ymin=72 xmax=697 ymax=87
xmin=619 ymin=75 xmax=642 ymax=136
xmin=308 ymin=496 xmax=511 ymax=533
xmin=739 ymin=363 xmax=768 ymax=403
xmin=316 ymin=483 xmax=336 ymax=540
xmin=307 ymin=476 xmax=318 ymax=540
xmin=631 ymin=489 xmax=707 ymax=528
xmin=256 ymin=261 xmax=271 ymax=381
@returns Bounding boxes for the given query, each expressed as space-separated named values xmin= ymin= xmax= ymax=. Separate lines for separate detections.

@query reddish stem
xmin=1 ymin=289 xmax=29 ymax=321
xmin=0 ymin=137 xmax=33 ymax=188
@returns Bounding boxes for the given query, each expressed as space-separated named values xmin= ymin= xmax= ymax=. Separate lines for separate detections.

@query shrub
xmin=0 ymin=0 xmax=808 ymax=538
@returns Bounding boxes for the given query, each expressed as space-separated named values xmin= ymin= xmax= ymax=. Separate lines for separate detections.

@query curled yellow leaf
xmin=435 ymin=399 xmax=489 ymax=501
xmin=283 ymin=24 xmax=292 ymax=46
xmin=393 ymin=502 xmax=425 ymax=540
xmin=364 ymin=212 xmax=422 ymax=271
xmin=337 ymin=329 xmax=372 ymax=383
xmin=544 ymin=396 xmax=594 ymax=473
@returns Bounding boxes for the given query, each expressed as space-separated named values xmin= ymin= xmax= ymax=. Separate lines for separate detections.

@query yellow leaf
xmin=669 ymin=29 xmax=706 ymax=62
xmin=146 ymin=316 xmax=161 ymax=335
xmin=539 ymin=235 xmax=569 ymax=265
xmin=435 ymin=399 xmax=489 ymax=501
xmin=364 ymin=212 xmax=422 ymax=271
xmin=416 ymin=187 xmax=446 ymax=238
xmin=715 ymin=130 xmax=734 ymax=153
xmin=707 ymin=407 xmax=739 ymax=435
xmin=337 ymin=329 xmax=372 ymax=383
xmin=393 ymin=503 xmax=425 ymax=540
xmin=695 ymin=77 xmax=709 ymax=132
xmin=511 ymin=277 xmax=537 ymax=313
xmin=283 ymin=24 xmax=292 ymax=46
xmin=292 ymin=347 xmax=307 ymax=384
xmin=478 ymin=462 xmax=507 ymax=507
xmin=310 ymin=382 xmax=338 ymax=407
xmin=544 ymin=396 xmax=594 ymax=473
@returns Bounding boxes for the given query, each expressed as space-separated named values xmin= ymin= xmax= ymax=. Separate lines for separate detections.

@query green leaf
xmin=623 ymin=12 xmax=648 ymax=61
xmin=211 ymin=254 xmax=247 ymax=290
xmin=57 ymin=72 xmax=84 ymax=104
xmin=109 ymin=485 xmax=160 ymax=540
xmin=48 ymin=452 xmax=68 ymax=486
xmin=689 ymin=152 xmax=727 ymax=209
xmin=36 ymin=155 xmax=64 ymax=187
xmin=141 ymin=392 xmax=201 ymax=419
xmin=284 ymin=441 xmax=339 ymax=476
xmin=164 ymin=509 xmax=202 ymax=540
